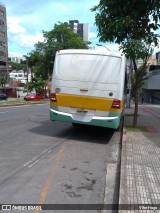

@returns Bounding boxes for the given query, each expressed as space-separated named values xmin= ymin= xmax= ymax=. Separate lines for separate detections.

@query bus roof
xmin=56 ymin=49 xmax=125 ymax=58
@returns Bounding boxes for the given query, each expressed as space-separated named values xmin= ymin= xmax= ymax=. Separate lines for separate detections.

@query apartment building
xmin=141 ymin=54 xmax=160 ymax=104
xmin=0 ymin=2 xmax=8 ymax=69
xmin=9 ymin=70 xmax=31 ymax=84
xmin=69 ymin=20 xmax=89 ymax=41
xmin=11 ymin=57 xmax=21 ymax=64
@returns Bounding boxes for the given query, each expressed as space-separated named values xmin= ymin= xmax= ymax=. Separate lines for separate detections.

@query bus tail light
xmin=50 ymin=93 xmax=57 ymax=102
xmin=111 ymin=99 xmax=121 ymax=109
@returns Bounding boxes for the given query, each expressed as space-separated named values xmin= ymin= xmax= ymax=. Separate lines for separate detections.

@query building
xmin=136 ymin=56 xmax=157 ymax=70
xmin=0 ymin=2 xmax=8 ymax=69
xmin=141 ymin=55 xmax=160 ymax=104
xmin=69 ymin=20 xmax=79 ymax=34
xmin=156 ymin=51 xmax=160 ymax=65
xmin=11 ymin=57 xmax=21 ymax=64
xmin=9 ymin=70 xmax=31 ymax=84
xmin=136 ymin=59 xmax=144 ymax=68
xmin=69 ymin=20 xmax=89 ymax=41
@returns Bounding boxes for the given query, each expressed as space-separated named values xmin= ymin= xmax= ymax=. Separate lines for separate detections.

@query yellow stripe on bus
xmin=50 ymin=93 xmax=123 ymax=113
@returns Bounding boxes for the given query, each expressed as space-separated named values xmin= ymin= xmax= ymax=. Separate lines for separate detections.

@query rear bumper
xmin=50 ymin=108 xmax=121 ymax=129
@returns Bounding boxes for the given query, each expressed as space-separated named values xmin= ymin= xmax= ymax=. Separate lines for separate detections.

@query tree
xmin=131 ymin=62 xmax=149 ymax=103
xmin=91 ymin=1 xmax=160 ymax=126
xmin=26 ymin=22 xmax=91 ymax=83
xmin=27 ymin=76 xmax=47 ymax=94
xmin=120 ymin=40 xmax=154 ymax=126
xmin=0 ymin=71 xmax=9 ymax=88
xmin=8 ymin=58 xmax=26 ymax=71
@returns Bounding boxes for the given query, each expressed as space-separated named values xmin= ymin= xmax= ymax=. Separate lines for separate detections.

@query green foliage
xmin=27 ymin=77 xmax=47 ymax=93
xmin=8 ymin=58 xmax=26 ymax=71
xmin=25 ymin=22 xmax=91 ymax=82
xmin=16 ymin=88 xmax=22 ymax=92
xmin=91 ymin=0 xmax=160 ymax=45
xmin=91 ymin=1 xmax=159 ymax=61
xmin=126 ymin=126 xmax=147 ymax=131
xmin=43 ymin=22 xmax=90 ymax=50
xmin=23 ymin=89 xmax=27 ymax=93
xmin=91 ymin=0 xmax=160 ymax=127
xmin=0 ymin=72 xmax=10 ymax=88
xmin=120 ymin=39 xmax=153 ymax=60
xmin=131 ymin=64 xmax=148 ymax=99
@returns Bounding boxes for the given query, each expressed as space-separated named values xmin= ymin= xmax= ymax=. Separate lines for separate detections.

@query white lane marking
xmin=24 ymin=135 xmax=72 ymax=168
xmin=28 ymin=159 xmax=40 ymax=168
xmin=0 ymin=103 xmax=48 ymax=109
xmin=0 ymin=105 xmax=30 ymax=109
xmin=23 ymin=147 xmax=52 ymax=167
xmin=24 ymin=149 xmax=52 ymax=168
xmin=24 ymin=160 xmax=33 ymax=167
xmin=0 ymin=111 xmax=8 ymax=114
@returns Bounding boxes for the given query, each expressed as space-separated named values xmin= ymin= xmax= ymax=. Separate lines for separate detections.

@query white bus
xmin=50 ymin=49 xmax=126 ymax=129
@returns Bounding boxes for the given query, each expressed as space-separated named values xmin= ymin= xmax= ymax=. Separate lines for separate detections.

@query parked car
xmin=24 ymin=93 xmax=44 ymax=101
xmin=41 ymin=94 xmax=49 ymax=99
xmin=0 ymin=93 xmax=8 ymax=101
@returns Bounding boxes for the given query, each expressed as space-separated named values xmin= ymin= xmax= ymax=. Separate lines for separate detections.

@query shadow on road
xmin=29 ymin=119 xmax=114 ymax=144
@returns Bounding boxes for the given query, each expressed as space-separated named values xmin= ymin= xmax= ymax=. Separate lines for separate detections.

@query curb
xmin=102 ymin=130 xmax=122 ymax=213
xmin=122 ymin=127 xmax=127 ymax=141
xmin=118 ymin=126 xmax=128 ymax=212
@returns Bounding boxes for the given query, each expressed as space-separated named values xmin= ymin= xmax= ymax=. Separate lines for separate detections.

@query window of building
xmin=0 ymin=31 xmax=5 ymax=37
xmin=0 ymin=51 xmax=6 ymax=57
xmin=0 ymin=20 xmax=4 ymax=26
xmin=0 ymin=10 xmax=4 ymax=17
xmin=0 ymin=41 xmax=5 ymax=46
xmin=0 ymin=61 xmax=6 ymax=66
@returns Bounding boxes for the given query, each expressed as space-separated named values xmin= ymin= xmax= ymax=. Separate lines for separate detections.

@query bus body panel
xmin=50 ymin=50 xmax=126 ymax=129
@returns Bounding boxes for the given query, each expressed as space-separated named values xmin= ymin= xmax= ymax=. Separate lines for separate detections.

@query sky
xmin=2 ymin=0 xmax=117 ymax=58
xmin=1 ymin=0 xmax=160 ymax=58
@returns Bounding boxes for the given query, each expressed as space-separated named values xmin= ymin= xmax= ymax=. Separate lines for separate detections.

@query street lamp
xmin=96 ymin=44 xmax=110 ymax=51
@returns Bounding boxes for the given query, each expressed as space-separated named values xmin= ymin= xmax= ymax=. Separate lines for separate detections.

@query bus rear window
xmin=55 ymin=54 xmax=121 ymax=83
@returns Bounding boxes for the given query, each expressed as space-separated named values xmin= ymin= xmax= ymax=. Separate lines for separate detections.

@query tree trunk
xmin=132 ymin=59 xmax=139 ymax=127
xmin=133 ymin=84 xmax=139 ymax=127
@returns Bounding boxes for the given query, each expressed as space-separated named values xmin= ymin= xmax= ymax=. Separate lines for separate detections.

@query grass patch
xmin=0 ymin=99 xmax=49 ymax=107
xmin=125 ymin=126 xmax=148 ymax=132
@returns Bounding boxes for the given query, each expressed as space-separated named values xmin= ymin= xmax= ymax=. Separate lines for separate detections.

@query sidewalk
xmin=119 ymin=103 xmax=160 ymax=212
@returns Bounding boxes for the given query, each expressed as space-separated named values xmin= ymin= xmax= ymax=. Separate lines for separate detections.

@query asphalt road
xmin=0 ymin=103 xmax=121 ymax=213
